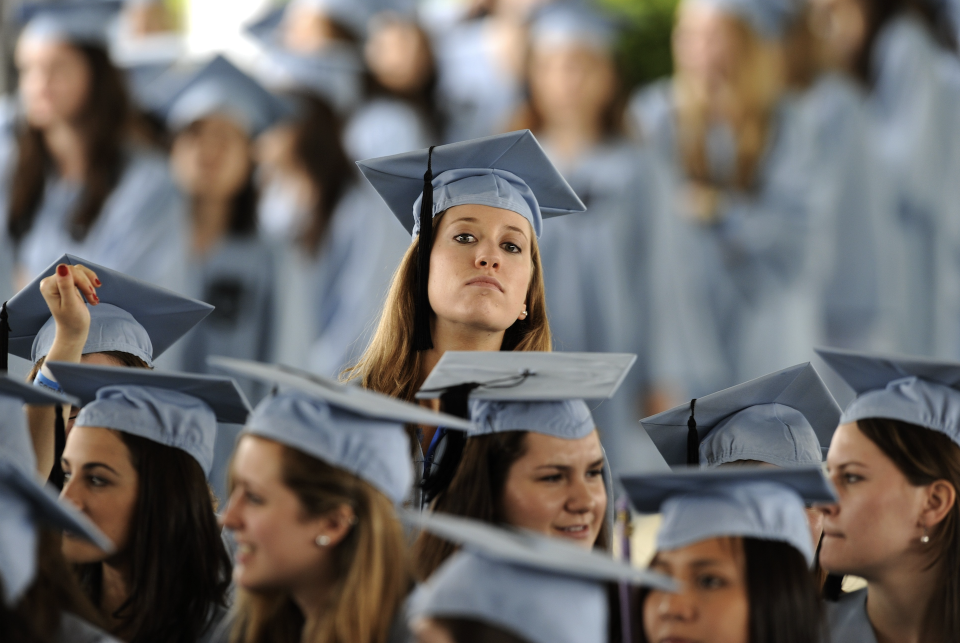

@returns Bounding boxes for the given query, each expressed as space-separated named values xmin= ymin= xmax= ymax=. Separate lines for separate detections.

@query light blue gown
xmin=630 ymin=81 xmax=820 ymax=398
xmin=825 ymin=589 xmax=877 ymax=643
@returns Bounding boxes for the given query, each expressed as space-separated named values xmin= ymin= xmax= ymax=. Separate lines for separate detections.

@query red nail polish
xmin=57 ymin=265 xmax=68 ymax=277
xmin=94 ymin=279 xmax=102 ymax=286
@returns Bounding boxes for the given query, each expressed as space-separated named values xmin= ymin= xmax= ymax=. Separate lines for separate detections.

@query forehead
xmin=63 ymin=426 xmax=131 ymax=464
xmin=520 ymin=430 xmax=603 ymax=462
xmin=232 ymin=435 xmax=286 ymax=481
xmin=16 ymin=37 xmax=80 ymax=64
xmin=657 ymin=536 xmax=744 ymax=566
xmin=439 ymin=204 xmax=534 ymax=237
xmin=826 ymin=422 xmax=880 ymax=465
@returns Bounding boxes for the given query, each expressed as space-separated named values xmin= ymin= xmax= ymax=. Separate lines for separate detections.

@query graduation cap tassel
xmin=0 ymin=301 xmax=9 ymax=373
xmin=413 ymin=146 xmax=437 ymax=352
xmin=48 ymin=404 xmax=66 ymax=490
xmin=686 ymin=398 xmax=699 ymax=466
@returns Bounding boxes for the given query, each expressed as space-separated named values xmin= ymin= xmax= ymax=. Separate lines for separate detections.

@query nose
xmin=565 ymin=475 xmax=599 ymax=516
xmin=475 ymin=239 xmax=502 ymax=270
xmin=220 ymin=489 xmax=243 ymax=531
xmin=654 ymin=586 xmax=697 ymax=622
xmin=60 ymin=476 xmax=84 ymax=512
xmin=819 ymin=502 xmax=840 ymax=518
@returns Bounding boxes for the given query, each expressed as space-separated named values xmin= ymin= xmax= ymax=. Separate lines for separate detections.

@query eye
xmin=62 ymin=471 xmax=71 ymax=482
xmin=501 ymin=241 xmax=522 ymax=254
xmin=454 ymin=233 xmax=476 ymax=244
xmin=87 ymin=475 xmax=109 ymax=488
xmin=538 ymin=473 xmax=564 ymax=483
xmin=696 ymin=574 xmax=727 ymax=590
xmin=843 ymin=473 xmax=863 ymax=484
xmin=587 ymin=467 xmax=604 ymax=479
xmin=245 ymin=491 xmax=265 ymax=505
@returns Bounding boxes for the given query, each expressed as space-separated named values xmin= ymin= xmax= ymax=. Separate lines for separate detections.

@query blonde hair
xmin=343 ymin=212 xmax=552 ymax=400
xmin=230 ymin=445 xmax=410 ymax=643
xmin=673 ymin=10 xmax=783 ymax=190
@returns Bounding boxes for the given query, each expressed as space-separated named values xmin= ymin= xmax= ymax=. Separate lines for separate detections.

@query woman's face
xmin=60 ymin=427 xmax=139 ymax=564
xmin=529 ymin=43 xmax=615 ymax=129
xmin=500 ymin=430 xmax=607 ymax=549
xmin=365 ymin=19 xmax=433 ymax=94
xmin=807 ymin=0 xmax=866 ymax=72
xmin=428 ymin=205 xmax=534 ymax=338
xmin=16 ymin=39 xmax=92 ymax=128
xmin=221 ymin=437 xmax=331 ymax=593
xmin=819 ymin=422 xmax=930 ymax=577
xmin=673 ymin=1 xmax=741 ymax=88
xmin=283 ymin=6 xmax=340 ymax=53
xmin=644 ymin=538 xmax=751 ymax=643
xmin=171 ymin=115 xmax=252 ymax=202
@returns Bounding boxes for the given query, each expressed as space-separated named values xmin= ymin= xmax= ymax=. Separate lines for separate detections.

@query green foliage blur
xmin=598 ymin=0 xmax=679 ymax=91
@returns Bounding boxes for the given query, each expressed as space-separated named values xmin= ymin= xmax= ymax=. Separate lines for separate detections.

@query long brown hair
xmin=671 ymin=10 xmax=782 ymax=190
xmin=8 ymin=44 xmax=131 ymax=242
xmin=74 ymin=433 xmax=232 ymax=643
xmin=856 ymin=418 xmax=960 ymax=642
xmin=230 ymin=444 xmax=411 ymax=643
xmin=342 ymin=212 xmax=552 ymax=400
xmin=413 ymin=430 xmax=610 ymax=580
xmin=0 ymin=529 xmax=105 ymax=643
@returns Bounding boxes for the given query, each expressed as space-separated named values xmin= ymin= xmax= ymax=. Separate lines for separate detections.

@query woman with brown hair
xmin=3 ymin=2 xmax=186 ymax=290
xmin=816 ymin=348 xmax=960 ymax=642
xmin=628 ymin=0 xmax=821 ymax=402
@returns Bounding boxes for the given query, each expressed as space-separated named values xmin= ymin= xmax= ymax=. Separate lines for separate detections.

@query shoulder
xmin=56 ymin=612 xmax=122 ymax=643
xmin=825 ymin=589 xmax=877 ymax=643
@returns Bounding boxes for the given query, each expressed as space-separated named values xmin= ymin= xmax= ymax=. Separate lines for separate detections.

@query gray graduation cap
xmin=46 ymin=363 xmax=252 ymax=476
xmin=17 ymin=0 xmax=122 ymax=47
xmin=405 ymin=511 xmax=676 ymax=643
xmin=0 ymin=375 xmax=79 ymax=476
xmin=621 ymin=467 xmax=837 ymax=565
xmin=357 ymin=131 xmax=586 ymax=352
xmin=641 ymin=363 xmax=840 ymax=468
xmin=3 ymin=254 xmax=213 ymax=367
xmin=816 ymin=347 xmax=960 ymax=448
xmin=529 ymin=2 xmax=619 ymax=52
xmin=208 ymin=357 xmax=477 ymax=504
xmin=0 ymin=457 xmax=113 ymax=605
xmin=160 ymin=55 xmax=292 ymax=137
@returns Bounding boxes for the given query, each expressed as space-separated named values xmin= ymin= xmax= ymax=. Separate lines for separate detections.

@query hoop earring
xmin=921 ymin=527 xmax=930 ymax=544
xmin=316 ymin=535 xmax=331 ymax=547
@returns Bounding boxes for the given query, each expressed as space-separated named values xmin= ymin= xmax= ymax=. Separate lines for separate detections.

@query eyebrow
xmin=534 ymin=459 xmax=604 ymax=471
xmin=448 ymin=216 xmax=530 ymax=240
xmin=69 ymin=462 xmax=121 ymax=476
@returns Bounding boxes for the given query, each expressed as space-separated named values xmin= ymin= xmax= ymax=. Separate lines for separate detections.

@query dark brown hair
xmin=413 ymin=431 xmax=610 ymax=580
xmin=8 ymin=44 xmax=130 ymax=242
xmin=0 ymin=529 xmax=105 ymax=643
xmin=231 ymin=443 xmax=411 ymax=643
xmin=856 ymin=417 xmax=960 ymax=642
xmin=74 ymin=433 xmax=232 ymax=643
xmin=636 ymin=537 xmax=823 ymax=643
xmin=433 ymin=617 xmax=532 ymax=643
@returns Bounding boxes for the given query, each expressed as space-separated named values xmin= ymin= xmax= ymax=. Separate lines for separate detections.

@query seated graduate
xmin=2 ymin=254 xmax=212 ymax=481
xmin=0 ymin=374 xmax=117 ymax=643
xmin=623 ymin=467 xmax=836 ymax=643
xmin=406 ymin=512 xmax=676 ymax=643
xmin=47 ymin=363 xmax=251 ymax=642
xmin=208 ymin=358 xmax=474 ymax=643
xmin=815 ymin=349 xmax=960 ymax=643
xmin=411 ymin=351 xmax=641 ymax=578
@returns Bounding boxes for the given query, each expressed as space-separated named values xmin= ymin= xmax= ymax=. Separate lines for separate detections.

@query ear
xmin=314 ymin=504 xmax=358 ymax=548
xmin=920 ymin=479 xmax=957 ymax=530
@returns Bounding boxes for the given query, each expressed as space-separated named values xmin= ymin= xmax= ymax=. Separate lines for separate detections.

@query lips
xmin=555 ymin=524 xmax=591 ymax=539
xmin=465 ymin=276 xmax=503 ymax=292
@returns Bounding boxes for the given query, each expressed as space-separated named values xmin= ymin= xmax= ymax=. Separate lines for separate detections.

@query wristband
xmin=33 ymin=370 xmax=63 ymax=393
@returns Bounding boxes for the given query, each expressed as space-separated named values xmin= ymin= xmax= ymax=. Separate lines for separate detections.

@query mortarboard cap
xmin=47 ymin=363 xmax=251 ymax=475
xmin=0 ymin=458 xmax=113 ymax=605
xmin=160 ymin=55 xmax=292 ymax=138
xmin=622 ymin=467 xmax=837 ymax=565
xmin=3 ymin=254 xmax=212 ymax=367
xmin=405 ymin=511 xmax=675 ymax=643
xmin=816 ymin=348 xmax=960 ymax=447
xmin=694 ymin=0 xmax=801 ymax=39
xmin=641 ymin=363 xmax=840 ymax=468
xmin=17 ymin=0 xmax=122 ymax=47
xmin=0 ymin=376 xmax=79 ymax=476
xmin=529 ymin=2 xmax=619 ymax=52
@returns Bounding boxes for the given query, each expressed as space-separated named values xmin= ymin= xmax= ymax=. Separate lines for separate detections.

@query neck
xmin=542 ymin=119 xmax=602 ymax=165
xmin=292 ymin=578 xmax=335 ymax=639
xmin=191 ymin=196 xmax=234 ymax=256
xmin=99 ymin=561 xmax=131 ymax=631
xmin=43 ymin=122 xmax=86 ymax=181
xmin=865 ymin=554 xmax=944 ymax=643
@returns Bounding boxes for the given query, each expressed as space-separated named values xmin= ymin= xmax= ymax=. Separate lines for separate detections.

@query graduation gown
xmin=825 ymin=589 xmax=878 ymax=643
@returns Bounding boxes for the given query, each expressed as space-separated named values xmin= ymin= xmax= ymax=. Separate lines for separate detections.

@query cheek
xmin=500 ymin=477 xmax=560 ymax=533
xmin=704 ymin=589 xmax=751 ymax=643
xmin=238 ymin=510 xmax=323 ymax=588
xmin=63 ymin=486 xmax=137 ymax=562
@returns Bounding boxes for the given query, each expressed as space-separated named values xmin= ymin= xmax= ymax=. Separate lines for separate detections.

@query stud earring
xmin=316 ymin=535 xmax=331 ymax=547
xmin=519 ymin=307 xmax=528 ymax=320
xmin=921 ymin=527 xmax=930 ymax=544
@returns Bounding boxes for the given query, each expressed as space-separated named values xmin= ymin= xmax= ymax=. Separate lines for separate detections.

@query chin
xmin=62 ymin=536 xmax=110 ymax=564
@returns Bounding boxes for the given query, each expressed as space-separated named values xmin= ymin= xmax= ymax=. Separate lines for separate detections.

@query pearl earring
xmin=316 ymin=535 xmax=331 ymax=547
xmin=921 ymin=527 xmax=930 ymax=544
xmin=519 ymin=307 xmax=528 ymax=320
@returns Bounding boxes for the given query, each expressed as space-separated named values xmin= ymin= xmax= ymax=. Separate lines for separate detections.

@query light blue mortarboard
xmin=160 ymin=55 xmax=292 ymax=137
xmin=816 ymin=348 xmax=960 ymax=447
xmin=207 ymin=357 xmax=476 ymax=504
xmin=3 ymin=254 xmax=213 ymax=366
xmin=641 ymin=363 xmax=840 ymax=468
xmin=622 ymin=467 xmax=837 ymax=565
xmin=693 ymin=0 xmax=801 ymax=39
xmin=405 ymin=511 xmax=676 ymax=643
xmin=529 ymin=2 xmax=619 ymax=52
xmin=17 ymin=1 xmax=122 ymax=47
xmin=0 ymin=458 xmax=114 ymax=605
xmin=0 ymin=375 xmax=79 ymax=476
xmin=46 ymin=363 xmax=252 ymax=476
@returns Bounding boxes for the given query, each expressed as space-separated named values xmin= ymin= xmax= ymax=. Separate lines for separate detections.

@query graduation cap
xmin=159 ymin=55 xmax=292 ymax=138
xmin=1 ymin=254 xmax=213 ymax=369
xmin=0 ymin=457 xmax=114 ymax=605
xmin=621 ymin=467 xmax=837 ymax=565
xmin=641 ymin=363 xmax=840 ymax=468
xmin=47 ymin=363 xmax=251 ymax=475
xmin=248 ymin=45 xmax=365 ymax=116
xmin=0 ymin=375 xmax=79 ymax=477
xmin=529 ymin=2 xmax=620 ymax=52
xmin=357 ymin=131 xmax=586 ymax=351
xmin=405 ymin=511 xmax=676 ymax=643
xmin=16 ymin=0 xmax=122 ymax=47
xmin=816 ymin=347 xmax=960 ymax=447
xmin=697 ymin=0 xmax=801 ymax=38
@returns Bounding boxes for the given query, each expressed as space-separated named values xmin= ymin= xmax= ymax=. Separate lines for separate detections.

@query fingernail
xmin=94 ymin=279 xmax=101 ymax=286
xmin=57 ymin=265 xmax=68 ymax=277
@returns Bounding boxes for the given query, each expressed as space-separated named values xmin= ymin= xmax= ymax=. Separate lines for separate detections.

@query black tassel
xmin=686 ymin=398 xmax=699 ymax=465
xmin=48 ymin=404 xmax=66 ymax=490
xmin=0 ymin=301 xmax=9 ymax=373
xmin=413 ymin=146 xmax=437 ymax=352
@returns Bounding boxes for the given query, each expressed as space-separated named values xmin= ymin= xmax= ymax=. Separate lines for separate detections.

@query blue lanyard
xmin=423 ymin=427 xmax=447 ymax=478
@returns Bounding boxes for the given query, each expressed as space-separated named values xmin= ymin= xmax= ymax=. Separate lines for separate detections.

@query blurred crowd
xmin=3 ymin=0 xmax=960 ymax=442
